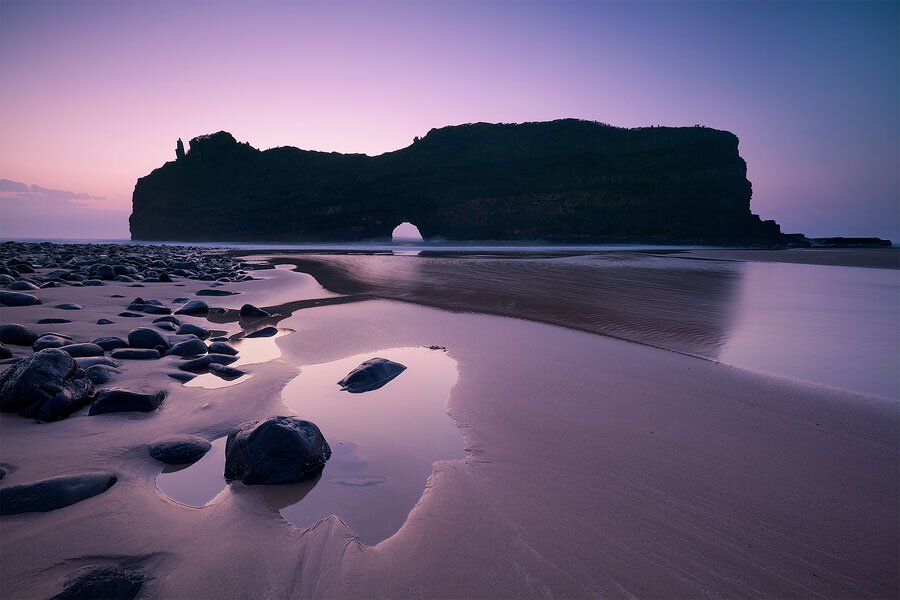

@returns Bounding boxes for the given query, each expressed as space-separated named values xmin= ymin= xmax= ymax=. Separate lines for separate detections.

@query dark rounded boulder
xmin=176 ymin=323 xmax=210 ymax=339
xmin=89 ymin=389 xmax=166 ymax=415
xmin=245 ymin=326 xmax=278 ymax=339
xmin=0 ymin=348 xmax=94 ymax=421
xmin=0 ymin=323 xmax=40 ymax=346
xmin=207 ymin=342 xmax=238 ymax=356
xmin=240 ymin=303 xmax=270 ymax=318
xmin=338 ymin=357 xmax=407 ymax=393
xmin=174 ymin=299 xmax=209 ymax=315
xmin=50 ymin=565 xmax=143 ymax=600
xmin=33 ymin=334 xmax=70 ymax=352
xmin=90 ymin=336 xmax=128 ymax=351
xmin=54 ymin=303 xmax=83 ymax=310
xmin=61 ymin=343 xmax=105 ymax=358
xmin=208 ymin=363 xmax=246 ymax=380
xmin=6 ymin=280 xmax=39 ymax=291
xmin=110 ymin=348 xmax=160 ymax=360
xmin=178 ymin=354 xmax=237 ymax=372
xmin=224 ymin=416 xmax=332 ymax=485
xmin=165 ymin=338 xmax=208 ymax=357
xmin=127 ymin=327 xmax=170 ymax=350
xmin=0 ymin=473 xmax=117 ymax=515
xmin=148 ymin=435 xmax=212 ymax=464
xmin=0 ymin=291 xmax=41 ymax=306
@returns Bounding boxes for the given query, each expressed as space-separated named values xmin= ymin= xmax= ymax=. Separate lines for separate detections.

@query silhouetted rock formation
xmin=131 ymin=120 xmax=786 ymax=244
xmin=176 ymin=138 xmax=185 ymax=160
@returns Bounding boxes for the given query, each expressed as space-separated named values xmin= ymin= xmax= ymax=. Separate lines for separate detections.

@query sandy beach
xmin=1 ymin=245 xmax=897 ymax=599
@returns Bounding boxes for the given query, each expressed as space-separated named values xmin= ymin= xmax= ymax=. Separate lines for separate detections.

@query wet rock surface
xmin=0 ymin=348 xmax=94 ymax=421
xmin=224 ymin=416 xmax=332 ymax=485
xmin=89 ymin=390 xmax=166 ymax=415
xmin=50 ymin=565 xmax=143 ymax=600
xmin=149 ymin=435 xmax=212 ymax=465
xmin=0 ymin=474 xmax=117 ymax=515
xmin=338 ymin=357 xmax=407 ymax=393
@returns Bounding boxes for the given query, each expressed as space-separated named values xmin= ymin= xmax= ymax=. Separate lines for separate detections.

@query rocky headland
xmin=130 ymin=120 xmax=790 ymax=244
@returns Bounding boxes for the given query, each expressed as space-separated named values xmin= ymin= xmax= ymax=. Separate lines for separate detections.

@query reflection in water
xmin=157 ymin=437 xmax=227 ymax=507
xmin=277 ymin=347 xmax=462 ymax=544
xmin=183 ymin=329 xmax=290 ymax=389
xmin=722 ymin=261 xmax=899 ymax=399
xmin=158 ymin=347 xmax=462 ymax=545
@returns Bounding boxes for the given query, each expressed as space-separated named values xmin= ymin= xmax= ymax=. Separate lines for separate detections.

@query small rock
xmin=0 ymin=323 xmax=40 ymax=346
xmin=338 ymin=357 xmax=407 ymax=393
xmin=155 ymin=322 xmax=176 ymax=331
xmin=152 ymin=315 xmax=181 ymax=325
xmin=61 ymin=343 xmax=105 ymax=358
xmin=224 ymin=416 xmax=332 ymax=485
xmin=37 ymin=318 xmax=72 ymax=324
xmin=245 ymin=326 xmax=278 ymax=339
xmin=240 ymin=303 xmax=270 ymax=318
xmin=54 ymin=303 xmax=83 ymax=310
xmin=174 ymin=299 xmax=209 ymax=315
xmin=0 ymin=474 xmax=117 ymax=515
xmin=207 ymin=342 xmax=238 ymax=355
xmin=148 ymin=435 xmax=212 ymax=464
xmin=84 ymin=364 xmax=118 ymax=384
xmin=196 ymin=289 xmax=237 ymax=296
xmin=6 ymin=280 xmax=40 ymax=291
xmin=167 ymin=372 xmax=196 ymax=382
xmin=75 ymin=356 xmax=120 ymax=369
xmin=178 ymin=354 xmax=238 ymax=372
xmin=50 ymin=565 xmax=143 ymax=600
xmin=0 ymin=291 xmax=41 ymax=306
xmin=165 ymin=338 xmax=208 ymax=357
xmin=208 ymin=363 xmax=246 ymax=379
xmin=90 ymin=336 xmax=128 ymax=351
xmin=0 ymin=342 xmax=11 ymax=359
xmin=110 ymin=348 xmax=160 ymax=360
xmin=127 ymin=327 xmax=171 ymax=350
xmin=176 ymin=323 xmax=210 ymax=339
xmin=118 ymin=311 xmax=144 ymax=318
xmin=89 ymin=389 xmax=166 ymax=415
xmin=97 ymin=318 xmax=115 ymax=325
xmin=33 ymin=334 xmax=70 ymax=351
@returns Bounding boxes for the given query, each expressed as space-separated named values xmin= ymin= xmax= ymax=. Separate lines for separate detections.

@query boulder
xmin=176 ymin=323 xmax=210 ymax=339
xmin=207 ymin=342 xmax=238 ymax=355
xmin=338 ymin=357 xmax=407 ymax=393
xmin=0 ymin=474 xmax=117 ymax=515
xmin=0 ymin=348 xmax=93 ymax=420
xmin=224 ymin=416 xmax=332 ymax=485
xmin=110 ymin=348 xmax=160 ymax=360
xmin=50 ymin=565 xmax=143 ymax=600
xmin=89 ymin=389 xmax=166 ymax=415
xmin=127 ymin=327 xmax=170 ymax=350
xmin=0 ymin=291 xmax=41 ymax=306
xmin=33 ymin=334 xmax=70 ymax=351
xmin=245 ymin=326 xmax=278 ymax=339
xmin=0 ymin=323 xmax=39 ymax=346
xmin=148 ymin=435 xmax=212 ymax=464
xmin=6 ymin=280 xmax=39 ymax=291
xmin=61 ymin=343 xmax=105 ymax=358
xmin=174 ymin=299 xmax=209 ymax=315
xmin=90 ymin=336 xmax=128 ymax=351
xmin=240 ymin=303 xmax=270 ymax=318
xmin=165 ymin=339 xmax=208 ymax=357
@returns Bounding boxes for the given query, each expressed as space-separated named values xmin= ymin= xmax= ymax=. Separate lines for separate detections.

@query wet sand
xmin=1 ymin=248 xmax=897 ymax=598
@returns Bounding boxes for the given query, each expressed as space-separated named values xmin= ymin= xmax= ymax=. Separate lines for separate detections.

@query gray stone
xmin=0 ymin=348 xmax=94 ymax=420
xmin=338 ymin=357 xmax=407 ymax=393
xmin=148 ymin=435 xmax=211 ymax=464
xmin=0 ymin=474 xmax=117 ymax=515
xmin=89 ymin=389 xmax=166 ymax=415
xmin=224 ymin=416 xmax=332 ymax=485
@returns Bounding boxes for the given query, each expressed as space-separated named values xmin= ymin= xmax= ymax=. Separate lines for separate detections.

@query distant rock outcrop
xmin=131 ymin=120 xmax=787 ymax=244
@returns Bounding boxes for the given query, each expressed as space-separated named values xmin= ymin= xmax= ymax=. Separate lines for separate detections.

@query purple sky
xmin=1 ymin=0 xmax=897 ymax=240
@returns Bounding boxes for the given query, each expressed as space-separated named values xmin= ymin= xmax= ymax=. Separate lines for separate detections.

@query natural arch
xmin=391 ymin=221 xmax=424 ymax=242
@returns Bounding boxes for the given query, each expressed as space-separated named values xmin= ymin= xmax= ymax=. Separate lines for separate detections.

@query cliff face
xmin=130 ymin=120 xmax=783 ymax=243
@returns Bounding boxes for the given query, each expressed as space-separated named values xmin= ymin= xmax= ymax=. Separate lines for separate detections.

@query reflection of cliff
xmin=273 ymin=253 xmax=743 ymax=359
xmin=131 ymin=120 xmax=785 ymax=244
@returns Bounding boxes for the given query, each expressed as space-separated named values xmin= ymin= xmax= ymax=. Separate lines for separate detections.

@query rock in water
xmin=224 ymin=416 xmax=332 ymax=485
xmin=0 ymin=323 xmax=40 ymax=346
xmin=127 ymin=327 xmax=171 ymax=350
xmin=89 ymin=390 xmax=166 ymax=415
xmin=240 ymin=303 xmax=270 ymax=318
xmin=50 ymin=565 xmax=143 ymax=600
xmin=207 ymin=341 xmax=238 ymax=355
xmin=245 ymin=326 xmax=278 ymax=338
xmin=0 ymin=291 xmax=41 ymax=306
xmin=165 ymin=338 xmax=208 ymax=356
xmin=148 ymin=435 xmax=211 ymax=464
xmin=174 ymin=299 xmax=209 ymax=315
xmin=0 ymin=348 xmax=94 ymax=421
xmin=338 ymin=357 xmax=407 ymax=393
xmin=0 ymin=474 xmax=116 ymax=515
xmin=176 ymin=323 xmax=210 ymax=339
xmin=208 ymin=363 xmax=245 ymax=379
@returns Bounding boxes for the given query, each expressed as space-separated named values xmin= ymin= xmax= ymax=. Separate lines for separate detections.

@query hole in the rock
xmin=391 ymin=221 xmax=424 ymax=242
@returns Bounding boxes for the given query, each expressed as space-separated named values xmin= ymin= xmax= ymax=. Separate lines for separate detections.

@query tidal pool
xmin=183 ymin=329 xmax=291 ymax=389
xmin=158 ymin=346 xmax=463 ymax=544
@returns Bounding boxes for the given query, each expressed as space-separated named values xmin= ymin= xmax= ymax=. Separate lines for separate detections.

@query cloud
xmin=0 ymin=178 xmax=130 ymax=239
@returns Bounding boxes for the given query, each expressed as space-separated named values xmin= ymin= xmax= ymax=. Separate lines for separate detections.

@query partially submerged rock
xmin=89 ymin=390 xmax=166 ymax=415
xmin=224 ymin=416 xmax=332 ymax=485
xmin=240 ymin=303 xmax=270 ymax=318
xmin=50 ymin=565 xmax=143 ymax=600
xmin=0 ymin=348 xmax=94 ymax=421
xmin=0 ymin=473 xmax=116 ymax=515
xmin=245 ymin=326 xmax=278 ymax=338
xmin=148 ymin=435 xmax=212 ymax=464
xmin=207 ymin=341 xmax=238 ymax=355
xmin=338 ymin=357 xmax=407 ymax=393
xmin=208 ymin=363 xmax=246 ymax=380
xmin=174 ymin=299 xmax=209 ymax=315
xmin=178 ymin=354 xmax=237 ymax=372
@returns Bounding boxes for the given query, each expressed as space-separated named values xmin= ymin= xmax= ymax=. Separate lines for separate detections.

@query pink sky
xmin=1 ymin=0 xmax=897 ymax=240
